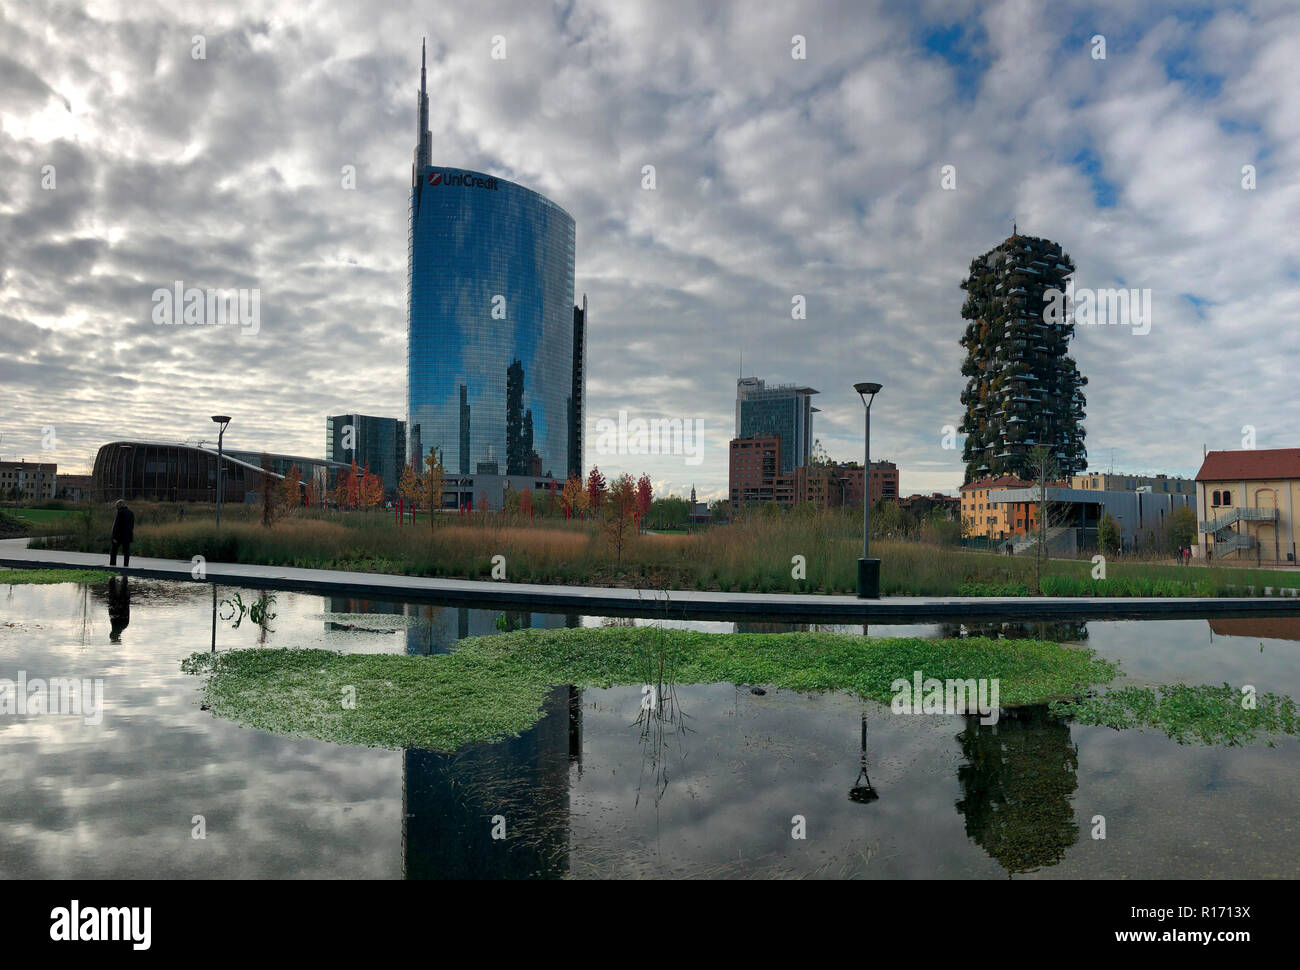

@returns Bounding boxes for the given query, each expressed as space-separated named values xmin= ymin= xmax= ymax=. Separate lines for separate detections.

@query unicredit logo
xmin=426 ymin=169 xmax=499 ymax=191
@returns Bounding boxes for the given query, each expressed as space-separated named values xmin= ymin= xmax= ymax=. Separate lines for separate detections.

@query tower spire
xmin=413 ymin=39 xmax=431 ymax=186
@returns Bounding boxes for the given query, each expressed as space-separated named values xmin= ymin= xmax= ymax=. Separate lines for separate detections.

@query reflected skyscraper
xmin=406 ymin=41 xmax=584 ymax=484
xmin=954 ymin=705 xmax=1080 ymax=874
xmin=401 ymin=685 xmax=581 ymax=879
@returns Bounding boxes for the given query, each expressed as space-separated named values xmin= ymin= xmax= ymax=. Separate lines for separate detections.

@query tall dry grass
xmin=31 ymin=503 xmax=1300 ymax=596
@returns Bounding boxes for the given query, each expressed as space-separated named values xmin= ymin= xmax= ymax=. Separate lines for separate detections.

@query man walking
xmin=110 ymin=499 xmax=135 ymax=568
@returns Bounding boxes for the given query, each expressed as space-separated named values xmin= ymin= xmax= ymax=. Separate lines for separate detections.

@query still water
xmin=2 ymin=577 xmax=1298 ymax=879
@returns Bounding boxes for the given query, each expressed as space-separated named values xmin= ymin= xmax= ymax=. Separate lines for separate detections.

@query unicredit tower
xmin=406 ymin=41 xmax=584 ymax=486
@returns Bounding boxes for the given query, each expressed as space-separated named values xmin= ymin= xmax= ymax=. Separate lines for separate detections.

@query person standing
xmin=110 ymin=499 xmax=135 ymax=568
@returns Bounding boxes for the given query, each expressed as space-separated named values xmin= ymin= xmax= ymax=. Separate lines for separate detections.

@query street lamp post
xmin=854 ymin=382 xmax=882 ymax=599
xmin=211 ymin=416 xmax=231 ymax=528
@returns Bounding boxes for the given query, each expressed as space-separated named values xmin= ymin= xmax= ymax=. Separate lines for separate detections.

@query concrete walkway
xmin=2 ymin=538 xmax=1298 ymax=622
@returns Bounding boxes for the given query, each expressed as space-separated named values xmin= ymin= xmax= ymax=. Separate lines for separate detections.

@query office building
xmin=735 ymin=377 xmax=818 ymax=475
xmin=326 ymin=414 xmax=406 ymax=495
xmin=406 ymin=42 xmax=583 ymax=483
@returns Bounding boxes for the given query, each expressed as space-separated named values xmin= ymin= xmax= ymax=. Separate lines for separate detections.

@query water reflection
xmin=955 ymin=705 xmax=1080 ymax=874
xmin=6 ymin=579 xmax=1300 ymax=879
xmin=940 ymin=620 xmax=1090 ymax=642
xmin=848 ymin=712 xmax=878 ymax=804
xmin=631 ymin=626 xmax=689 ymax=810
xmin=402 ymin=685 xmax=580 ymax=879
xmin=1208 ymin=616 xmax=1300 ymax=643
xmin=107 ymin=576 xmax=130 ymax=642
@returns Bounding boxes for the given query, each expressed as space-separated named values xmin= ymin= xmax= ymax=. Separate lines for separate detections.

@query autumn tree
xmin=398 ymin=464 xmax=420 ymax=522
xmin=519 ymin=489 xmax=533 ymax=518
xmin=422 ymin=448 xmax=445 ymax=529
xmin=304 ymin=478 xmax=320 ymax=509
xmin=636 ymin=474 xmax=653 ymax=531
xmin=332 ymin=467 xmax=352 ymax=509
xmin=586 ymin=466 xmax=607 ymax=513
xmin=561 ymin=476 xmax=583 ymax=520
xmin=601 ymin=473 xmax=639 ymax=565
xmin=359 ymin=463 xmax=384 ymax=511
xmin=279 ymin=464 xmax=302 ymax=511
xmin=257 ymin=453 xmax=282 ymax=527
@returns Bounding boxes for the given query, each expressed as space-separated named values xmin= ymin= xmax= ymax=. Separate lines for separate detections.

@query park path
xmin=1 ymin=537 xmax=1297 ymax=621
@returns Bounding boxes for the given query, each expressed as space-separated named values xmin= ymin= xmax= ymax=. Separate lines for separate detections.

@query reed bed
xmin=29 ymin=503 xmax=1300 ymax=596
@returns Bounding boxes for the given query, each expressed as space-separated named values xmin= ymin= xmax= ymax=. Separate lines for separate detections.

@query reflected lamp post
xmin=849 ymin=712 xmax=879 ymax=803
xmin=211 ymin=415 xmax=231 ymax=528
xmin=854 ymin=382 xmax=882 ymax=598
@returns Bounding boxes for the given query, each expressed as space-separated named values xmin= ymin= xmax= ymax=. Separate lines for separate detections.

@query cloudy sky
xmin=2 ymin=0 xmax=1297 ymax=499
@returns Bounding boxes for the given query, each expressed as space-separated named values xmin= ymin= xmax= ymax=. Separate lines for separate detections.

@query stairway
xmin=1199 ymin=507 xmax=1275 ymax=557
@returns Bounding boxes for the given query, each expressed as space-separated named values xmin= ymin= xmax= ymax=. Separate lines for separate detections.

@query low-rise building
xmin=899 ymin=492 xmax=961 ymax=519
xmin=987 ymin=483 xmax=1195 ymax=551
xmin=0 ymin=460 xmax=57 ymax=501
xmin=1194 ymin=449 xmax=1300 ymax=564
xmin=1072 ymin=471 xmax=1195 ymax=495
xmin=961 ymin=475 xmax=1031 ymax=539
xmin=56 ymin=473 xmax=93 ymax=501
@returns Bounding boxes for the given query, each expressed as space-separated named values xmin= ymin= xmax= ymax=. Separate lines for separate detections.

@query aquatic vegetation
xmin=1051 ymin=684 xmax=1300 ymax=747
xmin=219 ymin=591 xmax=277 ymax=630
xmin=182 ymin=626 xmax=1116 ymax=751
xmin=0 ymin=568 xmax=116 ymax=585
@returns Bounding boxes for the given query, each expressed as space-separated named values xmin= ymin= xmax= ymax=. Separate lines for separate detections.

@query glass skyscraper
xmin=407 ymin=42 xmax=579 ymax=481
xmin=735 ymin=377 xmax=819 ymax=475
xmin=325 ymin=413 xmax=406 ymax=495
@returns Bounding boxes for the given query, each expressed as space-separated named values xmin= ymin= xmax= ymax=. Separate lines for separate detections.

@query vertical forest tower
xmin=958 ymin=232 xmax=1087 ymax=483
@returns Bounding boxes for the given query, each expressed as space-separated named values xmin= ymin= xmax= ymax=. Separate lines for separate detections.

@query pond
xmin=2 ymin=577 xmax=1299 ymax=879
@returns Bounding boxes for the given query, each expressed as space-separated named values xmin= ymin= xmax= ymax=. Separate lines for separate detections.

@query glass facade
xmin=735 ymin=379 xmax=818 ymax=475
xmin=326 ymin=414 xmax=406 ymax=495
xmin=407 ymin=164 xmax=576 ymax=480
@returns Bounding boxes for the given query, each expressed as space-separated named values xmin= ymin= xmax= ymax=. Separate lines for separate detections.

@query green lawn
xmin=8 ymin=508 xmax=84 ymax=525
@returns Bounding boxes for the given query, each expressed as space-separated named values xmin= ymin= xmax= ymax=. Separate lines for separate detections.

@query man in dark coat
xmin=110 ymin=499 xmax=135 ymax=568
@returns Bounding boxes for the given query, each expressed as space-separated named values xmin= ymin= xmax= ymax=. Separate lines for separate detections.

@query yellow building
xmin=1195 ymin=449 xmax=1300 ymax=564
xmin=1071 ymin=471 xmax=1194 ymax=495
xmin=960 ymin=475 xmax=1030 ymax=540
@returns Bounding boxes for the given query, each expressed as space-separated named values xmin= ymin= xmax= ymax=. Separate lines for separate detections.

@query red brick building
xmin=729 ymin=436 xmax=899 ymax=511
